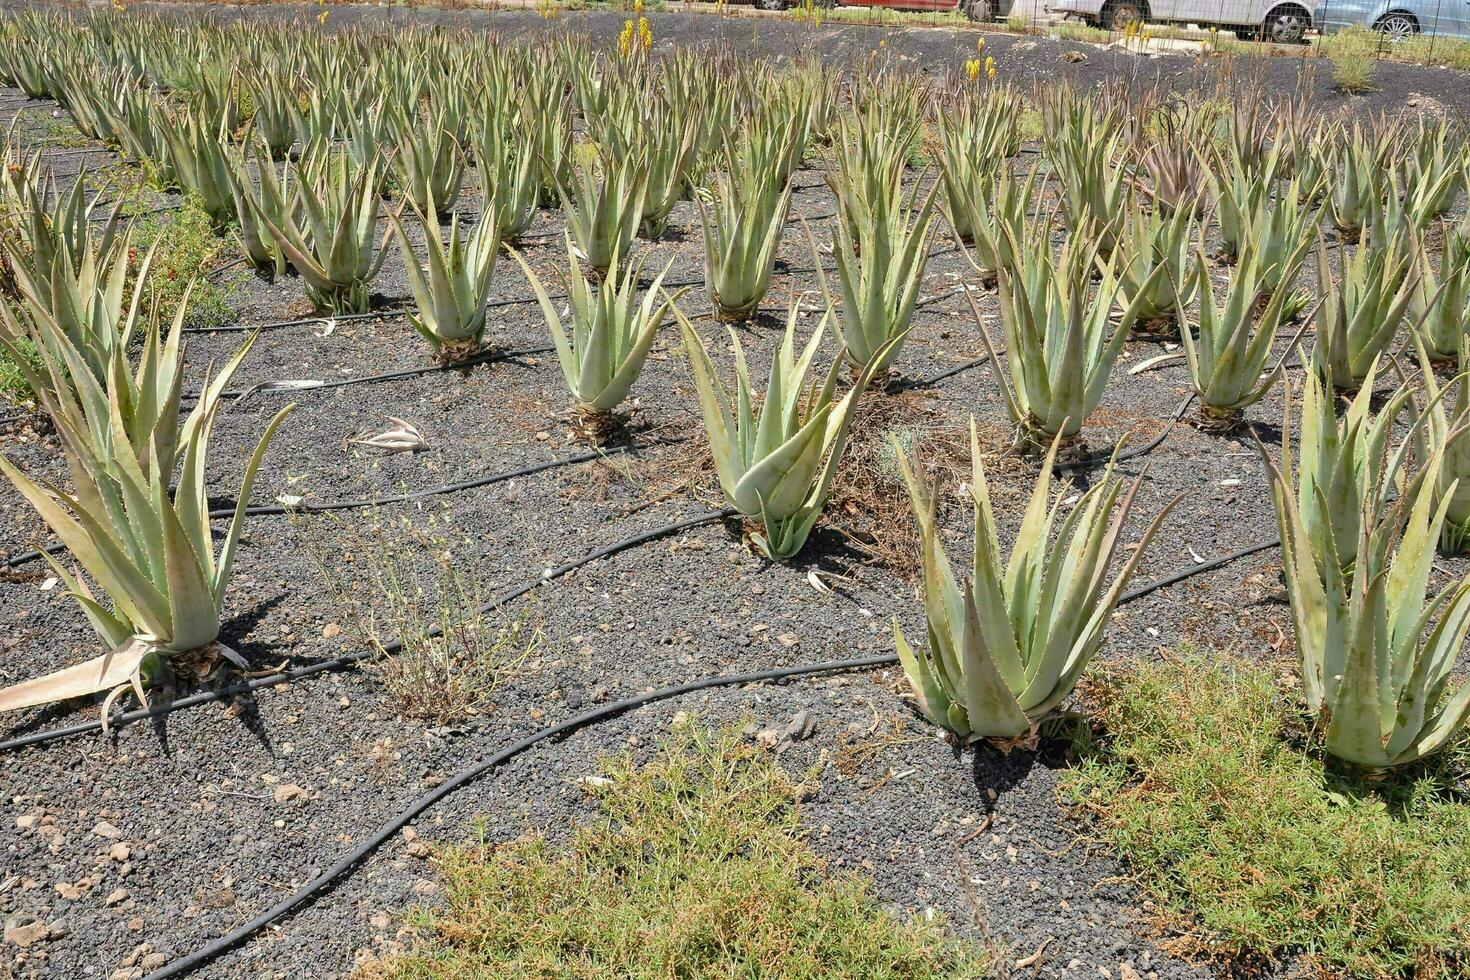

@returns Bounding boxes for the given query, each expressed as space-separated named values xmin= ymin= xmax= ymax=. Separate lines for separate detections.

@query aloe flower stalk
xmin=1180 ymin=238 xmax=1311 ymax=427
xmin=251 ymin=149 xmax=391 ymax=314
xmin=696 ymin=154 xmax=793 ymax=323
xmin=391 ymin=198 xmax=501 ymax=363
xmin=980 ymin=232 xmax=1162 ymax=447
xmin=1310 ymin=234 xmax=1417 ymax=391
xmin=677 ymin=302 xmax=892 ymax=561
xmin=894 ymin=424 xmax=1178 ymax=740
xmin=512 ymin=240 xmax=682 ymax=424
xmin=0 ymin=301 xmax=294 ymax=717
xmin=1264 ymin=439 xmax=1470 ymax=771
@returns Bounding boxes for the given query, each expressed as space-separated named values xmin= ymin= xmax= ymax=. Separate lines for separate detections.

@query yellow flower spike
xmin=965 ymin=58 xmax=980 ymax=81
xmin=985 ymin=55 xmax=996 ymax=80
xmin=977 ymin=36 xmax=985 ymax=52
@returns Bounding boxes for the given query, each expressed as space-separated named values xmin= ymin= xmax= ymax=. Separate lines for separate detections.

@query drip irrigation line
xmin=0 ymin=507 xmax=736 ymax=756
xmin=137 ymin=527 xmax=1281 ymax=980
xmin=140 ymin=652 xmax=893 ymax=980
xmin=182 ymin=345 xmax=554 ymax=402
xmin=2 ymin=439 xmax=676 ymax=569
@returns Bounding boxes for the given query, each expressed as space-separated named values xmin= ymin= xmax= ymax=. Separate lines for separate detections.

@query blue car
xmin=1315 ymin=0 xmax=1468 ymax=41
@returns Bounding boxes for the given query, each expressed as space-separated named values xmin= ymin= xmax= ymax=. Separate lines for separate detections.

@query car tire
xmin=754 ymin=0 xmax=788 ymax=10
xmin=1373 ymin=10 xmax=1419 ymax=41
xmin=1261 ymin=6 xmax=1308 ymax=42
xmin=1104 ymin=1 xmax=1144 ymax=30
xmin=962 ymin=0 xmax=993 ymax=21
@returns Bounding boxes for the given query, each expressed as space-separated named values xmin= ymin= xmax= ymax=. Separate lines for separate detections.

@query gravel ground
xmin=2 ymin=6 xmax=1469 ymax=979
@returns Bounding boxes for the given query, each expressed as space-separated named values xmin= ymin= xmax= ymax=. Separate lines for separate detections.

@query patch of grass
xmin=299 ymin=508 xmax=538 ymax=724
xmin=1320 ymin=25 xmax=1379 ymax=93
xmin=361 ymin=725 xmax=989 ymax=980
xmin=1062 ymin=654 xmax=1470 ymax=978
xmin=131 ymin=196 xmax=237 ymax=329
xmin=0 ymin=335 xmax=42 ymax=408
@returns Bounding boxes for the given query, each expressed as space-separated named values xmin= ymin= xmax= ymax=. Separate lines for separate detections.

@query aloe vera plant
xmin=1180 ymin=237 xmax=1310 ymax=427
xmin=1310 ymin=235 xmax=1417 ymax=391
xmin=0 ymin=302 xmax=293 ymax=716
xmin=225 ymin=139 xmax=288 ymax=276
xmin=159 ymin=104 xmax=235 ymax=227
xmin=1112 ymin=200 xmax=1201 ymax=334
xmin=981 ymin=230 xmax=1162 ymax=446
xmin=391 ymin=199 xmax=500 ymax=363
xmin=1283 ymin=361 xmax=1415 ymax=572
xmin=817 ymin=171 xmax=937 ymax=375
xmin=697 ymin=153 xmax=793 ymax=323
xmin=1409 ymin=233 xmax=1470 ymax=364
xmin=1325 ymin=123 xmax=1396 ymax=242
xmin=1045 ymin=99 xmax=1128 ymax=254
xmin=951 ymin=165 xmax=1039 ymax=288
xmin=251 ymin=148 xmax=390 ymax=313
xmin=512 ymin=240 xmax=682 ymax=424
xmin=1265 ymin=432 xmax=1470 ymax=770
xmin=559 ymin=151 xmax=649 ymax=279
xmin=893 ymin=424 xmax=1178 ymax=740
xmin=391 ymin=108 xmax=466 ymax=215
xmin=678 ymin=302 xmax=890 ymax=561
xmin=471 ymin=112 xmax=539 ymax=242
xmin=934 ymin=88 xmax=1021 ymax=244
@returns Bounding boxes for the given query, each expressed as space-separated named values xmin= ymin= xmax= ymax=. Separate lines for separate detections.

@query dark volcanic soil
xmin=1 ymin=6 xmax=1467 ymax=980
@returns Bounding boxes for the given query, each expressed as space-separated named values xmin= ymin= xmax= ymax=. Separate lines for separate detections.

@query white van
xmin=1044 ymin=0 xmax=1316 ymax=42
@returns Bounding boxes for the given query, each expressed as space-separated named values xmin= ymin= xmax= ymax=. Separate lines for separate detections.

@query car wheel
xmin=1373 ymin=11 xmax=1418 ymax=41
xmin=754 ymin=0 xmax=788 ymax=10
xmin=962 ymin=0 xmax=993 ymax=21
xmin=1105 ymin=1 xmax=1144 ymax=30
xmin=1262 ymin=7 xmax=1307 ymax=42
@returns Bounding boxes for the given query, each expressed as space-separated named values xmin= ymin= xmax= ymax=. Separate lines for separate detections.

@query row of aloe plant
xmin=5 ymin=9 xmax=1470 ymax=769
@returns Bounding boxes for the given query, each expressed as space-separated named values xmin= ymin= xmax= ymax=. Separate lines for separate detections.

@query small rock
xmin=405 ymin=841 xmax=431 ymax=859
xmin=322 ymin=623 xmax=342 ymax=640
xmin=784 ymin=709 xmax=816 ymax=742
xmin=14 ymin=814 xmax=38 ymax=830
xmin=105 ymin=889 xmax=129 ymax=907
xmin=1119 ymin=966 xmax=1142 ymax=980
xmin=55 ymin=881 xmax=85 ymax=901
xmin=273 ymin=784 xmax=308 ymax=806
xmin=4 ymin=914 xmax=50 ymax=947
xmin=755 ymin=728 xmax=781 ymax=750
xmin=139 ymin=953 xmax=167 ymax=971
xmin=93 ymin=821 xmax=123 ymax=840
xmin=110 ymin=843 xmax=131 ymax=862
xmin=1063 ymin=50 xmax=1087 ymax=62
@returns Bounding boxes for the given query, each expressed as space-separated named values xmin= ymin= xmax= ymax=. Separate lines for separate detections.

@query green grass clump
xmin=364 ymin=725 xmax=988 ymax=980
xmin=132 ymin=196 xmax=236 ymax=330
xmin=0 ymin=335 xmax=42 ymax=407
xmin=1063 ymin=654 xmax=1470 ymax=978
xmin=1320 ymin=25 xmax=1379 ymax=92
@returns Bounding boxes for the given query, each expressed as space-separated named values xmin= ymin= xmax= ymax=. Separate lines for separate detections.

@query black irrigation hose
xmin=0 ymin=507 xmax=736 ymax=756
xmin=139 ymin=529 xmax=1282 ymax=980
xmin=182 ymin=345 xmax=554 ymax=401
xmin=142 ymin=652 xmax=896 ymax=980
xmin=1 ymin=440 xmax=668 ymax=568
